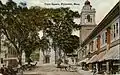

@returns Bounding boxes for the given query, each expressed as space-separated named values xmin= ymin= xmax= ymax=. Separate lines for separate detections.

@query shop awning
xmin=78 ymin=58 xmax=89 ymax=64
xmin=87 ymin=54 xmax=98 ymax=64
xmin=86 ymin=51 xmax=105 ymax=64
xmin=97 ymin=51 xmax=106 ymax=61
xmin=4 ymin=58 xmax=18 ymax=61
xmin=99 ymin=45 xmax=120 ymax=61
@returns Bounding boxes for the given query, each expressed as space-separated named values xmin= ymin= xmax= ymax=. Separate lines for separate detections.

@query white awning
xmin=99 ymin=45 xmax=120 ymax=61
xmin=87 ymin=54 xmax=98 ymax=64
xmin=78 ymin=58 xmax=89 ymax=64
xmin=87 ymin=51 xmax=106 ymax=64
xmin=97 ymin=51 xmax=106 ymax=61
xmin=4 ymin=58 xmax=18 ymax=61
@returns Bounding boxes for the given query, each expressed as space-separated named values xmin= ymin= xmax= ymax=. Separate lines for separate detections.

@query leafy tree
xmin=39 ymin=37 xmax=49 ymax=56
xmin=0 ymin=0 xmax=80 ymax=65
xmin=0 ymin=0 xmax=42 ymax=65
xmin=41 ymin=8 xmax=80 ymax=59
xmin=23 ymin=31 xmax=40 ymax=64
xmin=59 ymin=35 xmax=79 ymax=53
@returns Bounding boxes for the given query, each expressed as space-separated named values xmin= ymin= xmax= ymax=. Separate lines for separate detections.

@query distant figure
xmin=0 ymin=69 xmax=3 ymax=75
xmin=3 ymin=68 xmax=9 ymax=75
xmin=93 ymin=66 xmax=96 ymax=75
xmin=1 ymin=65 xmax=5 ymax=74
xmin=57 ymin=58 xmax=63 ymax=67
xmin=65 ymin=60 xmax=69 ymax=64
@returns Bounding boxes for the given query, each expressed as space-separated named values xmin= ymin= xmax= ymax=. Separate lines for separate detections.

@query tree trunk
xmin=54 ymin=46 xmax=57 ymax=64
xmin=0 ymin=30 xmax=1 ymax=67
xmin=63 ymin=52 xmax=66 ymax=63
xmin=18 ymin=54 xmax=22 ymax=66
xmin=59 ymin=49 xmax=61 ymax=59
xmin=42 ymin=50 xmax=45 ymax=64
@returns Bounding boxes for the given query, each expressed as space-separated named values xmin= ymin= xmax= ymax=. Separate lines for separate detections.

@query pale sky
xmin=1 ymin=0 xmax=119 ymax=24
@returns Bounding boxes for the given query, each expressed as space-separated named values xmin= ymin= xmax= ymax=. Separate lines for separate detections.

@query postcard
xmin=0 ymin=0 xmax=120 ymax=75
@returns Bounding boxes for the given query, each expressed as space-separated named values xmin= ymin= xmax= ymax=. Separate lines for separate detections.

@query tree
xmin=39 ymin=37 xmax=49 ymax=56
xmin=41 ymin=8 xmax=80 ymax=59
xmin=0 ymin=1 xmax=80 ymax=65
xmin=59 ymin=35 xmax=79 ymax=53
xmin=0 ymin=0 xmax=42 ymax=66
xmin=23 ymin=31 xmax=40 ymax=64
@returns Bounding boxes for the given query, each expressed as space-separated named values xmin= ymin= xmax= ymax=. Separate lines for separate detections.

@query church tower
xmin=80 ymin=0 xmax=96 ymax=43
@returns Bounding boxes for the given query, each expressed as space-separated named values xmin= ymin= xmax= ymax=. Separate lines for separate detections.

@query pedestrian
xmin=57 ymin=58 xmax=63 ymax=67
xmin=0 ymin=69 xmax=3 ymax=75
xmin=3 ymin=68 xmax=9 ymax=75
xmin=1 ymin=65 xmax=5 ymax=74
xmin=93 ymin=66 xmax=96 ymax=75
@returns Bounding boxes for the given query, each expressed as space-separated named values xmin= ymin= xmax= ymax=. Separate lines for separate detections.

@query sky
xmin=1 ymin=0 xmax=119 ymax=24
xmin=1 ymin=0 xmax=119 ymax=36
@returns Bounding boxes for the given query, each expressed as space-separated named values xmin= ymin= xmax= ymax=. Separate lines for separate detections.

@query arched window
xmin=87 ymin=15 xmax=90 ymax=22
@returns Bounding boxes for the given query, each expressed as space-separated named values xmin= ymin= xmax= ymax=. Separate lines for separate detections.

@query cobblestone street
xmin=23 ymin=64 xmax=80 ymax=75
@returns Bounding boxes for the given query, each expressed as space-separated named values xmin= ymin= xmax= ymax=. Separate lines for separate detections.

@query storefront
xmin=78 ymin=58 xmax=89 ymax=70
xmin=99 ymin=45 xmax=120 ymax=74
xmin=87 ymin=51 xmax=106 ymax=73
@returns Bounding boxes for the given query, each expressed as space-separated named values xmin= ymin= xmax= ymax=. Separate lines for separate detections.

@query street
xmin=23 ymin=64 xmax=80 ymax=75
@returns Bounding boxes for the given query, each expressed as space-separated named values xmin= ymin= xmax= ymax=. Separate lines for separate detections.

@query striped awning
xmin=99 ymin=45 xmax=120 ymax=61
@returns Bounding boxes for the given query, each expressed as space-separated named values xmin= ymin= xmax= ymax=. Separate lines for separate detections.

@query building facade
xmin=0 ymin=33 xmax=18 ymax=68
xmin=78 ymin=1 xmax=120 ymax=74
xmin=39 ymin=36 xmax=56 ymax=64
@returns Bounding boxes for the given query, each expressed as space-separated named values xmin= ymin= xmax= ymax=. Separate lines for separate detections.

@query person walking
xmin=57 ymin=58 xmax=63 ymax=68
xmin=0 ymin=69 xmax=3 ymax=75
xmin=93 ymin=66 xmax=96 ymax=75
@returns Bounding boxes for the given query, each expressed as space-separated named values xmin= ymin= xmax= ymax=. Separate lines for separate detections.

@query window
xmin=112 ymin=22 xmax=119 ymax=39
xmin=90 ymin=18 xmax=92 ymax=22
xmin=113 ymin=24 xmax=116 ymax=38
xmin=101 ymin=32 xmax=107 ymax=45
xmin=1 ymin=58 xmax=3 ymax=64
xmin=87 ymin=15 xmax=90 ymax=22
xmin=105 ymin=32 xmax=107 ymax=43
xmin=116 ymin=23 xmax=118 ymax=34
xmin=89 ymin=41 xmax=94 ymax=52
xmin=102 ymin=33 xmax=104 ymax=44
xmin=85 ymin=18 xmax=87 ymax=23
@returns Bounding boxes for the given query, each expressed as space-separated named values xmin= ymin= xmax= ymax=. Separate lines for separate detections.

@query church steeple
xmin=79 ymin=0 xmax=96 ymax=42
xmin=80 ymin=0 xmax=96 ymax=25
xmin=85 ymin=0 xmax=90 ymax=5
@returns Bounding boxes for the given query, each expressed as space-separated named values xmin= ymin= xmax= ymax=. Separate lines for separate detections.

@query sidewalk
xmin=77 ymin=67 xmax=105 ymax=75
xmin=77 ymin=67 xmax=93 ymax=75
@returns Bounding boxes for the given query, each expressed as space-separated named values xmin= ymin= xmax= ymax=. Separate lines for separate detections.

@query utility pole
xmin=0 ymin=29 xmax=1 ymax=68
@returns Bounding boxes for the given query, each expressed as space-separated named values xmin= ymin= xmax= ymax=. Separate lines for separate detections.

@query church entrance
xmin=45 ymin=55 xmax=50 ymax=63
